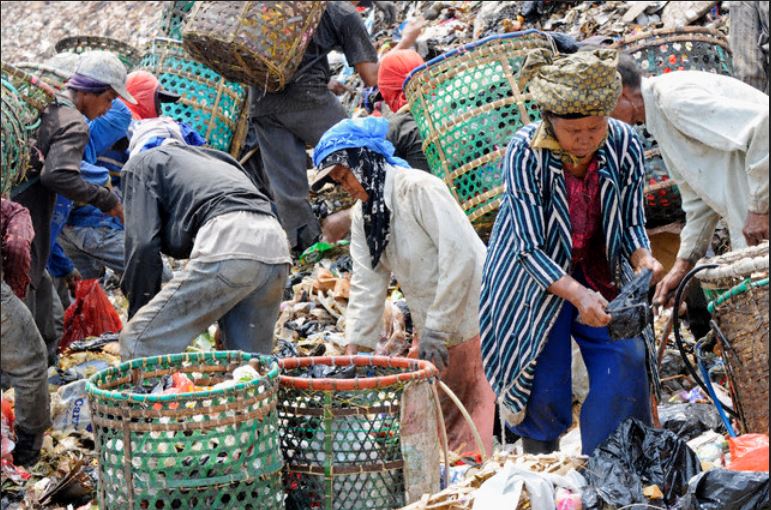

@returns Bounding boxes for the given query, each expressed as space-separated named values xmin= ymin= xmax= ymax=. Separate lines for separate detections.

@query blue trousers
xmin=510 ymin=301 xmax=652 ymax=455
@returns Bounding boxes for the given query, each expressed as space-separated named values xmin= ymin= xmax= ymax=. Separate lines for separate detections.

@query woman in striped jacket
xmin=480 ymin=49 xmax=664 ymax=455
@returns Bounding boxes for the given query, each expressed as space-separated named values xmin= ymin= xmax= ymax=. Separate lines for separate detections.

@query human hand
xmin=327 ymin=79 xmax=351 ymax=96
xmin=743 ymin=210 xmax=769 ymax=246
xmin=653 ymin=258 xmax=693 ymax=308
xmin=574 ymin=287 xmax=611 ymax=327
xmin=105 ymin=202 xmax=124 ymax=223
xmin=418 ymin=329 xmax=450 ymax=371
xmin=64 ymin=268 xmax=82 ymax=295
xmin=402 ymin=16 xmax=427 ymax=41
xmin=321 ymin=209 xmax=353 ymax=243
xmin=631 ymin=249 xmax=665 ymax=284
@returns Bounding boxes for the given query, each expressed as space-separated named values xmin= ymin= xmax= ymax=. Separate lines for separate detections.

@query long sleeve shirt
xmin=0 ymin=199 xmax=35 ymax=298
xmin=641 ymin=71 xmax=769 ymax=263
xmin=345 ymin=165 xmax=486 ymax=349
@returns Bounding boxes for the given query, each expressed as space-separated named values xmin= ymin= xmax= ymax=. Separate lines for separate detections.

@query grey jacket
xmin=121 ymin=144 xmax=274 ymax=317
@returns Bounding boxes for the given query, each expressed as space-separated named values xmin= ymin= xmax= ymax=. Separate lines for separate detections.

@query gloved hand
xmin=419 ymin=329 xmax=450 ymax=371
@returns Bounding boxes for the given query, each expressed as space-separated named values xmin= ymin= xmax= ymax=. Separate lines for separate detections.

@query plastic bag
xmin=51 ymin=380 xmax=91 ymax=433
xmin=728 ymin=434 xmax=770 ymax=472
xmin=658 ymin=403 xmax=724 ymax=441
xmin=1 ymin=397 xmax=15 ymax=461
xmin=60 ymin=279 xmax=122 ymax=353
xmin=582 ymin=418 xmax=702 ymax=509
xmin=680 ymin=469 xmax=769 ymax=510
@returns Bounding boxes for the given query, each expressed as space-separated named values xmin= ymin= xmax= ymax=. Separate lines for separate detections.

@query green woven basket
xmin=138 ymin=37 xmax=249 ymax=156
xmin=277 ymin=356 xmax=438 ymax=510
xmin=55 ymin=35 xmax=142 ymax=71
xmin=86 ymin=351 xmax=284 ymax=510
xmin=614 ymin=27 xmax=733 ymax=228
xmin=15 ymin=62 xmax=72 ymax=91
xmin=160 ymin=1 xmax=196 ymax=40
xmin=404 ymin=30 xmax=554 ymax=237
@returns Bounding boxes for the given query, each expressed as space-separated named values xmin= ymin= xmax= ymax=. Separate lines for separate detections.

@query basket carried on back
xmin=403 ymin=30 xmax=554 ymax=236
xmin=182 ymin=1 xmax=326 ymax=92
xmin=15 ymin=62 xmax=72 ymax=91
xmin=278 ymin=356 xmax=441 ymax=510
xmin=138 ymin=37 xmax=249 ymax=155
xmin=160 ymin=1 xmax=196 ymax=40
xmin=697 ymin=242 xmax=769 ymax=434
xmin=86 ymin=351 xmax=284 ymax=510
xmin=614 ymin=27 xmax=733 ymax=228
xmin=55 ymin=35 xmax=141 ymax=71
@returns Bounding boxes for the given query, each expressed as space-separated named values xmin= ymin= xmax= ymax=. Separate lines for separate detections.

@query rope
xmin=707 ymin=277 xmax=769 ymax=313
xmin=437 ymin=380 xmax=488 ymax=461
xmin=431 ymin=382 xmax=450 ymax=489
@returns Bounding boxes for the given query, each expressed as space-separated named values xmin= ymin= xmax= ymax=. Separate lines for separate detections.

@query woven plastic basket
xmin=55 ymin=35 xmax=141 ymax=71
xmin=614 ymin=27 xmax=733 ymax=228
xmin=86 ymin=351 xmax=284 ymax=510
xmin=160 ymin=1 xmax=196 ymax=40
xmin=1 ymin=80 xmax=31 ymax=195
xmin=138 ymin=37 xmax=249 ymax=155
xmin=182 ymin=1 xmax=326 ymax=92
xmin=403 ymin=30 xmax=554 ymax=236
xmin=697 ymin=243 xmax=769 ymax=434
xmin=15 ymin=62 xmax=72 ymax=91
xmin=278 ymin=356 xmax=439 ymax=510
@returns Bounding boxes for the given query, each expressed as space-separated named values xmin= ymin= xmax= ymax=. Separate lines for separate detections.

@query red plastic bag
xmin=727 ymin=434 xmax=769 ymax=472
xmin=60 ymin=279 xmax=122 ymax=353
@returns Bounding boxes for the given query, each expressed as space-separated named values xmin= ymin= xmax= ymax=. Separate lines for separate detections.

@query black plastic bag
xmin=680 ymin=469 xmax=769 ymax=510
xmin=582 ymin=418 xmax=702 ymax=509
xmin=658 ymin=403 xmax=725 ymax=441
xmin=606 ymin=269 xmax=652 ymax=340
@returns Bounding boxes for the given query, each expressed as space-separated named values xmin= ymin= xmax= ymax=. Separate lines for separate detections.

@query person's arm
xmin=344 ymin=204 xmax=390 ymax=350
xmin=339 ymin=7 xmax=380 ymax=87
xmin=40 ymin=113 xmax=119 ymax=214
xmin=391 ymin=17 xmax=426 ymax=51
xmin=84 ymin=99 xmax=132 ymax=163
xmin=412 ymin=178 xmax=482 ymax=336
xmin=1 ymin=199 xmax=35 ymax=299
xmin=730 ymin=2 xmax=767 ymax=91
xmin=120 ymin=160 xmax=165 ymax=318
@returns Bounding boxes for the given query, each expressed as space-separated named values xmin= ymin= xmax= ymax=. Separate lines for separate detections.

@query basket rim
xmin=613 ymin=26 xmax=727 ymax=48
xmin=403 ymin=29 xmax=546 ymax=91
xmin=54 ymin=34 xmax=141 ymax=60
xmin=86 ymin=350 xmax=278 ymax=403
xmin=278 ymin=355 xmax=438 ymax=391
xmin=1 ymin=61 xmax=57 ymax=109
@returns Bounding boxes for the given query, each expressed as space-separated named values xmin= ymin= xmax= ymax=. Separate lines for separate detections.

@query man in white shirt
xmin=611 ymin=55 xmax=769 ymax=305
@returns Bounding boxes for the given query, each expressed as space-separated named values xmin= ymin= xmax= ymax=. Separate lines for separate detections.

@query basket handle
xmin=436 ymin=380 xmax=488 ymax=462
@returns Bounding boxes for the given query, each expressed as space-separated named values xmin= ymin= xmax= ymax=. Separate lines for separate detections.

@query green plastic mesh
xmin=1 ymin=80 xmax=31 ymax=195
xmin=160 ymin=1 xmax=196 ymax=40
xmin=404 ymin=32 xmax=554 ymax=236
xmin=54 ymin=35 xmax=141 ymax=71
xmin=15 ymin=62 xmax=71 ymax=91
xmin=86 ymin=351 xmax=283 ymax=510
xmin=616 ymin=27 xmax=733 ymax=227
xmin=278 ymin=361 xmax=432 ymax=510
xmin=138 ymin=37 xmax=248 ymax=154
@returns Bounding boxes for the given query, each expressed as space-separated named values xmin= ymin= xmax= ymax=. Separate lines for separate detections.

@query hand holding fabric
xmin=419 ymin=328 xmax=450 ymax=371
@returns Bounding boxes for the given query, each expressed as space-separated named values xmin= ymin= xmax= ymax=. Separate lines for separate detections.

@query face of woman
xmin=331 ymin=165 xmax=369 ymax=202
xmin=550 ymin=115 xmax=609 ymax=160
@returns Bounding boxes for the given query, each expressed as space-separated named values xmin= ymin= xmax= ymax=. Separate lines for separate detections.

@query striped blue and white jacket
xmin=480 ymin=118 xmax=651 ymax=424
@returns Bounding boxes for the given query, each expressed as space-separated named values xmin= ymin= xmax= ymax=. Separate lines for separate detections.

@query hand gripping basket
xmin=278 ymin=356 xmax=441 ymax=510
xmin=696 ymin=242 xmax=769 ymax=434
xmin=182 ymin=1 xmax=326 ymax=92
xmin=86 ymin=351 xmax=284 ymax=510
xmin=55 ymin=35 xmax=142 ymax=71
xmin=138 ymin=37 xmax=249 ymax=155
xmin=160 ymin=1 xmax=197 ymax=40
xmin=1 ymin=62 xmax=56 ymax=195
xmin=613 ymin=27 xmax=733 ymax=228
xmin=403 ymin=30 xmax=554 ymax=237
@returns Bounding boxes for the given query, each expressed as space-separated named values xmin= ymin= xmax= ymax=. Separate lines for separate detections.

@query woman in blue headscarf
xmin=312 ymin=117 xmax=496 ymax=456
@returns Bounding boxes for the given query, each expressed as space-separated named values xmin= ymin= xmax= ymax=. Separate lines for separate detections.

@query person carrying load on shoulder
xmin=480 ymin=49 xmax=664 ymax=456
xmin=311 ymin=116 xmax=496 ymax=457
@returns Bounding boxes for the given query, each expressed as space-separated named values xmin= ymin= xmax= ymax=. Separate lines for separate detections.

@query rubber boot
xmin=522 ymin=437 xmax=560 ymax=454
xmin=12 ymin=427 xmax=44 ymax=467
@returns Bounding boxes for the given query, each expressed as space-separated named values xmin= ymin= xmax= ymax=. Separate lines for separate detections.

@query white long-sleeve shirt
xmin=641 ymin=71 xmax=769 ymax=262
xmin=345 ymin=165 xmax=486 ymax=349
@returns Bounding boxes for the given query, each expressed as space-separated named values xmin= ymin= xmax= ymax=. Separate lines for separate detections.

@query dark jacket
xmin=387 ymin=111 xmax=429 ymax=172
xmin=14 ymin=94 xmax=119 ymax=288
xmin=121 ymin=144 xmax=274 ymax=317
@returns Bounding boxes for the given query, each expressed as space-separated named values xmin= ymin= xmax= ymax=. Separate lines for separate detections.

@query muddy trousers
xmin=23 ymin=270 xmax=64 ymax=363
xmin=120 ymin=258 xmax=289 ymax=361
xmin=509 ymin=302 xmax=651 ymax=455
xmin=1 ymin=282 xmax=52 ymax=436
xmin=251 ymin=93 xmax=347 ymax=250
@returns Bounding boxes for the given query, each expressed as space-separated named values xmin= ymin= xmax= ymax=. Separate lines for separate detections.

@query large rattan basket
xmin=403 ymin=30 xmax=554 ymax=236
xmin=697 ymin=242 xmax=769 ymax=434
xmin=278 ymin=356 xmax=441 ymax=510
xmin=138 ymin=37 xmax=249 ymax=156
xmin=614 ymin=27 xmax=733 ymax=228
xmin=86 ymin=351 xmax=284 ymax=510
xmin=55 ymin=35 xmax=142 ymax=71
xmin=182 ymin=1 xmax=326 ymax=92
